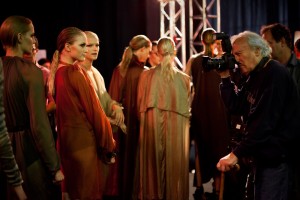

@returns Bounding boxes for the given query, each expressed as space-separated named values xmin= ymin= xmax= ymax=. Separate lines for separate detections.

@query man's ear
xmin=254 ymin=47 xmax=261 ymax=57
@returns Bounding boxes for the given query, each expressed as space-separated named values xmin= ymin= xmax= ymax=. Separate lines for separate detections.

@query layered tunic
xmin=135 ymin=66 xmax=191 ymax=200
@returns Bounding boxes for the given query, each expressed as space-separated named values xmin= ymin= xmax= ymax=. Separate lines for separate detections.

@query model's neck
xmin=59 ymin=59 xmax=74 ymax=66
xmin=59 ymin=53 xmax=79 ymax=65
xmin=5 ymin=48 xmax=23 ymax=58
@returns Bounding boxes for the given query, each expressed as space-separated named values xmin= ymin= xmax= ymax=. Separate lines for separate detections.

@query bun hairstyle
xmin=201 ymin=28 xmax=216 ymax=45
xmin=201 ymin=28 xmax=216 ymax=57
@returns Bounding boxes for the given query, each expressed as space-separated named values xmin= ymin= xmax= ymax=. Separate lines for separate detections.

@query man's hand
xmin=216 ymin=152 xmax=239 ymax=172
xmin=216 ymin=69 xmax=231 ymax=78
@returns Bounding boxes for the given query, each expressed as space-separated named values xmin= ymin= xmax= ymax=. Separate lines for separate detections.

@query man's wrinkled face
xmin=232 ymin=38 xmax=259 ymax=75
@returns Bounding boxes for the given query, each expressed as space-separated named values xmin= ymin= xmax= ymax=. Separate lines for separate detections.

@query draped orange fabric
xmin=55 ymin=64 xmax=115 ymax=199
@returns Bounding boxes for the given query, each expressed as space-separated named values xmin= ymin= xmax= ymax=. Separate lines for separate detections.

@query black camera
xmin=202 ymin=32 xmax=236 ymax=71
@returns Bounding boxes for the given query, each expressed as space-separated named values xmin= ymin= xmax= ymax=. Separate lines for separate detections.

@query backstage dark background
xmin=0 ymin=0 xmax=299 ymax=87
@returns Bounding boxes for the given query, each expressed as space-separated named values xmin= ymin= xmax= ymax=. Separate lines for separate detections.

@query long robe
xmin=120 ymin=56 xmax=146 ymax=200
xmin=189 ymin=53 xmax=230 ymax=185
xmin=2 ymin=56 xmax=60 ymax=199
xmin=55 ymin=64 xmax=115 ymax=199
xmin=0 ymin=57 xmax=23 ymax=199
xmin=135 ymin=66 xmax=191 ymax=200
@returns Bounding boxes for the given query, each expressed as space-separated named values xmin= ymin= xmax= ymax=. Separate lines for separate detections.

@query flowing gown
xmin=55 ymin=64 xmax=115 ymax=199
xmin=135 ymin=66 xmax=191 ymax=200
xmin=2 ymin=56 xmax=60 ymax=200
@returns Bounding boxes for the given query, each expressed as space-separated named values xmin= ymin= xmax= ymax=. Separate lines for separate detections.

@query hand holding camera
xmin=202 ymin=32 xmax=237 ymax=72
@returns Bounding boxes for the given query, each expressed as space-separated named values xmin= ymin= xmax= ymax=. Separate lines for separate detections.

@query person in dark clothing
xmin=0 ymin=57 xmax=27 ymax=199
xmin=216 ymin=31 xmax=300 ymax=200
xmin=185 ymin=28 xmax=231 ymax=200
xmin=260 ymin=23 xmax=300 ymax=95
xmin=118 ymin=34 xmax=151 ymax=200
xmin=0 ymin=15 xmax=64 ymax=200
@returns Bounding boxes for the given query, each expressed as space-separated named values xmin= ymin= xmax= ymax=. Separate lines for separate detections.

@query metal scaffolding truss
xmin=160 ymin=0 xmax=186 ymax=70
xmin=159 ymin=0 xmax=220 ymax=70
xmin=189 ymin=0 xmax=221 ymax=56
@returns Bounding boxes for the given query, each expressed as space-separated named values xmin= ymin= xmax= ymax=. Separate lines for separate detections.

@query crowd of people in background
xmin=0 ymin=15 xmax=300 ymax=200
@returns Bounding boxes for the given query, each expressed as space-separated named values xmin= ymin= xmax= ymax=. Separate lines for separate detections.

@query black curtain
xmin=0 ymin=0 xmax=299 ymax=86
xmin=220 ymin=0 xmax=299 ymax=36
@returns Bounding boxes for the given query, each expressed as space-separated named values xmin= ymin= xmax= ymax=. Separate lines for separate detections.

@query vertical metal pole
xmin=160 ymin=0 xmax=186 ymax=70
xmin=188 ymin=0 xmax=221 ymax=56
